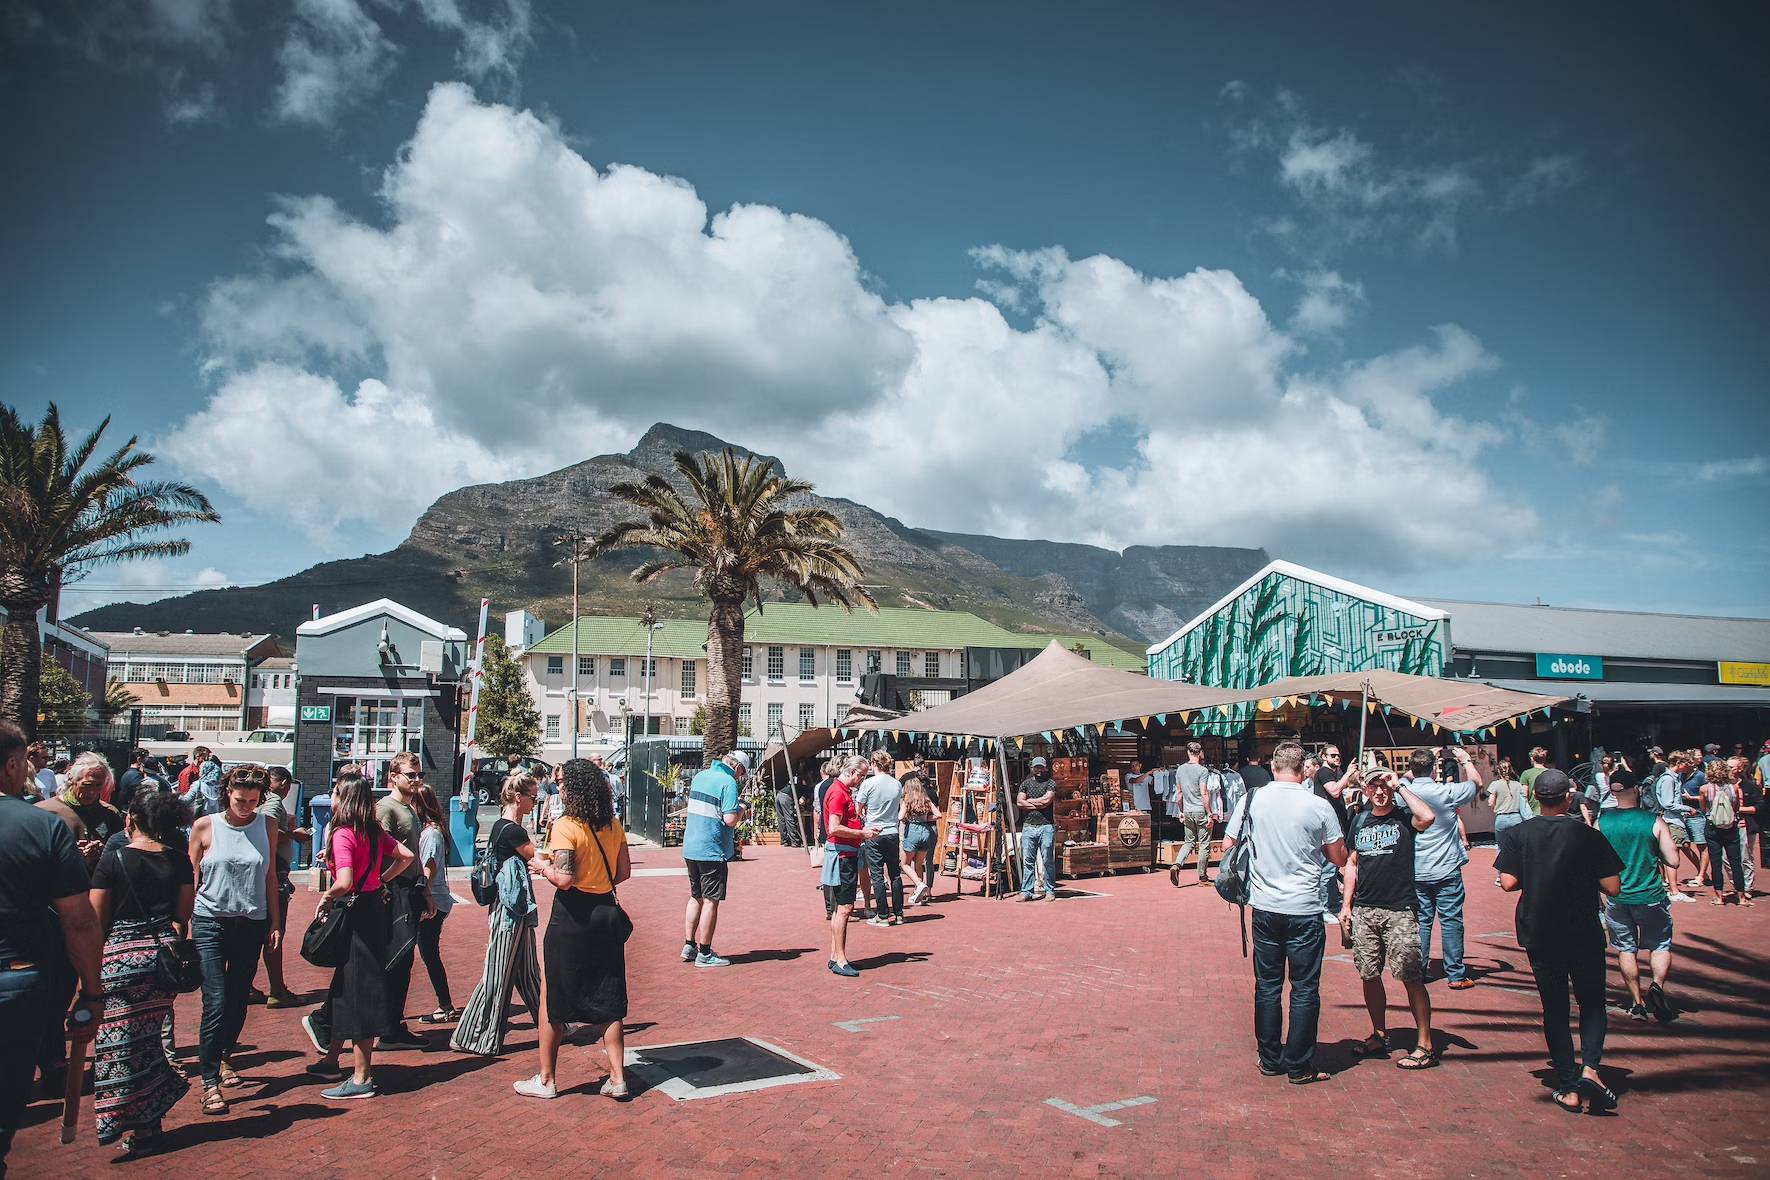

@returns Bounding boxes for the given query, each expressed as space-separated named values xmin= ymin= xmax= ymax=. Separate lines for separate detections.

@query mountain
xmin=71 ymin=424 xmax=1268 ymax=650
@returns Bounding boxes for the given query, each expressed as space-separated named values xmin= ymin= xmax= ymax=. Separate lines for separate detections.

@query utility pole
xmin=641 ymin=605 xmax=663 ymax=742
xmin=553 ymin=534 xmax=588 ymax=760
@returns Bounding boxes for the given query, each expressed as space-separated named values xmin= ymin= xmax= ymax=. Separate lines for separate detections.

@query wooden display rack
xmin=937 ymin=761 xmax=1009 ymax=899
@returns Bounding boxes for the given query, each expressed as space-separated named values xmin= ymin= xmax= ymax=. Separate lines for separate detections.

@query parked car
xmin=161 ymin=730 xmax=192 ymax=742
xmin=242 ymin=729 xmax=294 ymax=743
xmin=469 ymin=756 xmax=553 ymax=806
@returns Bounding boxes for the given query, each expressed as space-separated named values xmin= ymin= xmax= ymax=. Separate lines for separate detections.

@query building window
xmin=545 ymin=714 xmax=561 ymax=741
xmin=638 ymin=658 xmax=657 ymax=681
xmin=867 ymin=650 xmax=882 ymax=674
xmin=742 ymin=646 xmax=753 ymax=681
xmin=766 ymin=646 xmax=785 ymax=682
xmin=331 ymin=697 xmax=424 ymax=762
xmin=609 ymin=658 xmax=626 ymax=682
xmin=547 ymin=655 xmax=564 ymax=675
xmin=836 ymin=649 xmax=852 ymax=682
xmin=925 ymin=650 xmax=940 ymax=677
xmin=799 ymin=647 xmax=815 ymax=680
xmin=737 ymin=703 xmax=752 ymax=736
xmin=798 ymin=703 xmax=815 ymax=731
xmin=680 ymin=661 xmax=697 ymax=696
xmin=252 ymin=674 xmax=261 ymax=688
xmin=766 ymin=702 xmax=783 ymax=737
xmin=674 ymin=715 xmax=691 ymax=735
xmin=896 ymin=651 xmax=912 ymax=677
xmin=578 ymin=655 xmax=594 ymax=676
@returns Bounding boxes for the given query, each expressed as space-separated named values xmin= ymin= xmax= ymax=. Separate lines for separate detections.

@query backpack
xmin=469 ymin=826 xmax=502 ymax=907
xmin=1214 ymin=780 xmax=1263 ymax=957
xmin=1641 ymin=771 xmax=1669 ymax=815
xmin=1706 ymin=784 xmax=1735 ymax=828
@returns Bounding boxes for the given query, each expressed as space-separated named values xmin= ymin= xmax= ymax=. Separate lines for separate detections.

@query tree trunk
xmin=0 ymin=572 xmax=53 ymax=739
xmin=703 ymin=593 xmax=746 ymax=760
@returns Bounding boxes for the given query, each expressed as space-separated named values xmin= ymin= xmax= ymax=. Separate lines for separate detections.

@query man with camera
xmin=1403 ymin=745 xmax=1487 ymax=989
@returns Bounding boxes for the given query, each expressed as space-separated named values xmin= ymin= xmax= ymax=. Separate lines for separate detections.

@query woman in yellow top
xmin=514 ymin=758 xmax=632 ymax=1101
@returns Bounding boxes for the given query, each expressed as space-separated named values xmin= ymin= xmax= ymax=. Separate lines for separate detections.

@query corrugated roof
xmin=530 ymin=604 xmax=1140 ymax=659
xmin=90 ymin=631 xmax=277 ymax=658
xmin=1148 ymin=560 xmax=1447 ymax=655
xmin=1417 ymin=599 xmax=1770 ymax=663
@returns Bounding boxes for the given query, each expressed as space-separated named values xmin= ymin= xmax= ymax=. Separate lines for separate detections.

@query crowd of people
xmin=2 ymin=718 xmax=1765 ymax=1169
xmin=1220 ymin=735 xmax=1766 ymax=1114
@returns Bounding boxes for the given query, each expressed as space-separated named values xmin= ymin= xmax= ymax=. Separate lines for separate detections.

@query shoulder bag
xmin=301 ymin=834 xmax=380 ymax=969
xmin=114 ymin=849 xmax=204 ymax=993
xmin=587 ymin=825 xmax=634 ymax=944
xmin=1213 ymin=780 xmax=1263 ymax=957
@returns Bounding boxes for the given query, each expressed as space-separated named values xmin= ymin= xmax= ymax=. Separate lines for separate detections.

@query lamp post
xmin=641 ymin=606 xmax=664 ymax=741
xmin=553 ymin=533 xmax=588 ymax=759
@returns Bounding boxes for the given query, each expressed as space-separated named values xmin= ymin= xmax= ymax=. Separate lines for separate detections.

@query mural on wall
xmin=1148 ymin=572 xmax=1446 ymax=733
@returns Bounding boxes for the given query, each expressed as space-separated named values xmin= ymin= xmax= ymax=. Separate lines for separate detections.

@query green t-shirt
xmin=1519 ymin=767 xmax=1543 ymax=814
xmin=1596 ymin=806 xmax=1666 ymax=906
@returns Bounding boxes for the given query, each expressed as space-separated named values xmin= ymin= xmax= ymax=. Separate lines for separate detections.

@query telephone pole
xmin=554 ymin=533 xmax=588 ymax=759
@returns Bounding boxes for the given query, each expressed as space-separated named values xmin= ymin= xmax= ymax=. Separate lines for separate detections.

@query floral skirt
xmin=94 ymin=920 xmax=190 ymax=1143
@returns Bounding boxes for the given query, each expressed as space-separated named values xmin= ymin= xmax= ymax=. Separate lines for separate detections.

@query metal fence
xmin=627 ymin=738 xmax=676 ymax=845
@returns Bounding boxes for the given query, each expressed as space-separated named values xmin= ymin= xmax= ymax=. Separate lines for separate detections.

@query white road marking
xmin=833 ymin=1016 xmax=901 ymax=1033
xmin=1045 ymin=1095 xmax=1155 ymax=1128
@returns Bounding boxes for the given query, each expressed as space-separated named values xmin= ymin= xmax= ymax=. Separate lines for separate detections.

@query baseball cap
xmin=724 ymin=750 xmax=752 ymax=773
xmin=1030 ymin=756 xmax=1048 ymax=768
xmin=1533 ymin=769 xmax=1573 ymax=802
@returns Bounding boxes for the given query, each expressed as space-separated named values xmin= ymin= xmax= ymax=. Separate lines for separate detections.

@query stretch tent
xmin=837 ymin=641 xmax=1571 ymax=744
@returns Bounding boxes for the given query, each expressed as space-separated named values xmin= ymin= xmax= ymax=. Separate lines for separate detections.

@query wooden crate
xmin=1108 ymin=841 xmax=1152 ymax=869
xmin=1059 ymin=843 xmax=1110 ymax=876
xmin=1156 ymin=840 xmax=1180 ymax=866
xmin=1095 ymin=811 xmax=1152 ymax=850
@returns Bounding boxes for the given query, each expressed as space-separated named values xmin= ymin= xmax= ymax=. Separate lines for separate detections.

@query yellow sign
xmin=1719 ymin=661 xmax=1770 ymax=685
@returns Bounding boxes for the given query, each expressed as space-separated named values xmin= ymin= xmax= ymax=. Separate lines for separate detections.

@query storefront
xmin=292 ymin=599 xmax=468 ymax=795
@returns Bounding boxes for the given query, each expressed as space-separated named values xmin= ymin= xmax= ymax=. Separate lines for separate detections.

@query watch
xmin=78 ymin=990 xmax=106 ymax=1004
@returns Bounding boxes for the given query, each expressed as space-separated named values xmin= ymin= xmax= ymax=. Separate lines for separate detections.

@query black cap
xmin=1533 ymin=769 xmax=1573 ymax=802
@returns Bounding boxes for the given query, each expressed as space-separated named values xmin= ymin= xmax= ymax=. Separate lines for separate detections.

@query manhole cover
xmin=625 ymin=1037 xmax=839 ymax=1100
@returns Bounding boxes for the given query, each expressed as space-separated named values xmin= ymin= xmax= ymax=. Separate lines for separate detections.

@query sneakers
xmin=320 ymin=1079 xmax=377 ymax=1100
xmin=1038 ymin=892 xmax=1056 ymax=902
xmin=599 ymin=1077 xmax=631 ymax=1101
xmin=828 ymin=960 xmax=859 ymax=977
xmin=1012 ymin=893 xmax=1037 ymax=903
xmin=1628 ymin=1003 xmax=1651 ymax=1021
xmin=866 ymin=915 xmax=891 ymax=927
xmin=380 ymin=1027 xmax=427 ymax=1050
xmin=305 ymin=1061 xmax=346 ymax=1081
xmin=681 ymin=941 xmax=697 ymax=962
xmin=695 ymin=952 xmax=732 ymax=968
xmin=1648 ymin=982 xmax=1677 ymax=1024
xmin=513 ymin=1075 xmax=557 ymax=1099
xmin=1669 ymin=891 xmax=1696 ymax=903
xmin=301 ymin=1013 xmax=329 ymax=1055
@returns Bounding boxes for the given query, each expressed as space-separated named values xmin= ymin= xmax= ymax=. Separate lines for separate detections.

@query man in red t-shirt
xmin=177 ymin=746 xmax=211 ymax=794
xmin=824 ymin=756 xmax=878 ymax=977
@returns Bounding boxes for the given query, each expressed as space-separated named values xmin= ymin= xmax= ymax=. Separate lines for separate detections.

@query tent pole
xmin=996 ymin=737 xmax=1021 ymax=894
xmin=1358 ymin=682 xmax=1370 ymax=769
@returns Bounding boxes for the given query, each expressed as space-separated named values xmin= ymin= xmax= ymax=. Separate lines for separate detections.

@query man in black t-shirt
xmin=113 ymin=748 xmax=153 ymax=815
xmin=1311 ymin=746 xmax=1355 ymax=918
xmin=1239 ymin=757 xmax=1272 ymax=792
xmin=1495 ymin=770 xmax=1624 ymax=1114
xmin=0 ymin=722 xmax=104 ymax=1171
xmin=1340 ymin=770 xmax=1438 ymax=1066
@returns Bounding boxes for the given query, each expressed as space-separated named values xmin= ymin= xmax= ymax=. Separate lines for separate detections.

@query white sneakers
xmin=513 ymin=1075 xmax=557 ymax=1099
xmin=1668 ymin=891 xmax=1696 ymax=903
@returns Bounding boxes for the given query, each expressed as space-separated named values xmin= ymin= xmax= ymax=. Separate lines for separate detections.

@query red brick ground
xmin=10 ymin=843 xmax=1769 ymax=1179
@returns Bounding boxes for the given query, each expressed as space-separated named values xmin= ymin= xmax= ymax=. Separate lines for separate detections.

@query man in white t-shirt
xmin=1222 ymin=738 xmax=1346 ymax=1084
xmin=26 ymin=742 xmax=57 ymax=801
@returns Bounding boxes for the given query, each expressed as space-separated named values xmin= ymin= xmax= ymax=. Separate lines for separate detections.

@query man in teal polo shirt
xmin=681 ymin=751 xmax=750 ymax=968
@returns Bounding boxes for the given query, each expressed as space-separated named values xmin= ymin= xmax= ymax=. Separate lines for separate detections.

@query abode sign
xmin=1535 ymin=653 xmax=1603 ymax=681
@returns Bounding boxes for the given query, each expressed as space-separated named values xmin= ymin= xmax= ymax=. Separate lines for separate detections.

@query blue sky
xmin=3 ymin=2 xmax=1766 ymax=621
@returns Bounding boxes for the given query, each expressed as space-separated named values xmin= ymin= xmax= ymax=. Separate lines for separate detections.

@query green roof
xmin=531 ymin=604 xmax=1142 ymax=665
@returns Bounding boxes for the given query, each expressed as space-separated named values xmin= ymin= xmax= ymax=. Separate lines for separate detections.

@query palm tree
xmin=588 ymin=449 xmax=875 ymax=757
xmin=1 ymin=403 xmax=220 ymax=735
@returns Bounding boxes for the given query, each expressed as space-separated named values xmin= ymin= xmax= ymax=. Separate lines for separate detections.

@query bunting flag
xmin=908 ymin=732 xmax=917 ymax=741
xmin=1180 ymin=711 xmax=1191 ymax=723
xmin=1367 ymin=701 xmax=1377 ymax=714
xmin=1431 ymin=723 xmax=1441 ymax=734
xmin=1095 ymin=722 xmax=1107 ymax=735
xmin=1382 ymin=705 xmax=1391 ymax=716
xmin=1139 ymin=716 xmax=1150 ymax=728
xmin=1042 ymin=731 xmax=1053 ymax=742
xmin=1015 ymin=736 xmax=1025 ymax=750
xmin=1155 ymin=714 xmax=1166 ymax=725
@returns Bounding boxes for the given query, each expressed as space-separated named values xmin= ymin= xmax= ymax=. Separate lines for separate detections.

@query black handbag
xmin=384 ymin=878 xmax=421 ymax=970
xmin=1214 ymin=781 xmax=1263 ymax=958
xmin=302 ymin=835 xmax=379 ymax=969
xmin=115 ymin=850 xmax=203 ymax=993
xmin=589 ymin=828 xmax=634 ymax=944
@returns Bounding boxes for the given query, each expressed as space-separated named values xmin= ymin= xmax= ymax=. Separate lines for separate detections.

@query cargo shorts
xmin=1350 ymin=906 xmax=1423 ymax=982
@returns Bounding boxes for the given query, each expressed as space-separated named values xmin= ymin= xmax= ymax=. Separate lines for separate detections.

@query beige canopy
xmin=841 ymin=641 xmax=1569 ymax=740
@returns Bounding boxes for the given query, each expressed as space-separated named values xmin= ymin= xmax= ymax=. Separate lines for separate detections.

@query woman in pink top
xmin=305 ymin=772 xmax=415 ymax=1098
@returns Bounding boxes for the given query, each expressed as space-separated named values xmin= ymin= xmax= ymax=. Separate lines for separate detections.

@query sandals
xmin=419 ymin=1008 xmax=464 ymax=1024
xmin=1551 ymin=1089 xmax=1583 ymax=1114
xmin=1579 ymin=1075 xmax=1618 ymax=1112
xmin=1396 ymin=1047 xmax=1439 ymax=1070
xmin=1287 ymin=1070 xmax=1333 ymax=1085
xmin=1354 ymin=1032 xmax=1388 ymax=1059
xmin=216 ymin=1061 xmax=243 ymax=1088
xmin=201 ymin=1086 xmax=230 ymax=1116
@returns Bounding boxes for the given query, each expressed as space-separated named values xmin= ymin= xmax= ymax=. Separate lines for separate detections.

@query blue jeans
xmin=0 ymin=965 xmax=50 ymax=1165
xmin=1492 ymin=811 xmax=1525 ymax=844
xmin=1416 ymin=875 xmax=1467 ymax=982
xmin=193 ymin=914 xmax=268 ymax=1087
xmin=1251 ymin=909 xmax=1325 ymax=1077
xmin=1020 ymin=824 xmax=1055 ymax=897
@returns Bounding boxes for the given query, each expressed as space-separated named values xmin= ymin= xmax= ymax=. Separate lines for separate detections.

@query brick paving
xmin=9 ymin=842 xmax=1769 ymax=1179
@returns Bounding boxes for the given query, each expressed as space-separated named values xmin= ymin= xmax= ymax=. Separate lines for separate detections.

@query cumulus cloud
xmin=273 ymin=0 xmax=398 ymax=126
xmin=169 ymin=84 xmax=1535 ymax=568
xmin=1287 ymin=269 xmax=1366 ymax=335
xmin=58 ymin=559 xmax=231 ymax=616
xmin=1225 ymin=87 xmax=1579 ymax=257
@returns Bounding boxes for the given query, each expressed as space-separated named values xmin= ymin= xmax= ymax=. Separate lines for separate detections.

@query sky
xmin=3 ymin=1 xmax=1766 ymax=623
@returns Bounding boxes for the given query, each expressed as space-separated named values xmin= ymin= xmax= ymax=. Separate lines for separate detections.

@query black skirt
xmin=542 ymin=889 xmax=628 ymax=1026
xmin=328 ymin=889 xmax=392 ymax=1042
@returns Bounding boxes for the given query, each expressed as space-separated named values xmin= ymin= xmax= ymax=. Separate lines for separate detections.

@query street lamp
xmin=640 ymin=606 xmax=664 ymax=741
xmin=554 ymin=533 xmax=589 ymax=759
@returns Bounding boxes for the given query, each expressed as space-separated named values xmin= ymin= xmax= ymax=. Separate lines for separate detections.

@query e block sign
xmin=1536 ymin=653 xmax=1603 ymax=680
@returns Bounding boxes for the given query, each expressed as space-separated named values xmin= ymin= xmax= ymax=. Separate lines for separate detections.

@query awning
xmin=1480 ymin=680 xmax=1770 ymax=707
xmin=759 ymin=704 xmax=903 ymax=779
xmin=841 ymin=641 xmax=1570 ymax=739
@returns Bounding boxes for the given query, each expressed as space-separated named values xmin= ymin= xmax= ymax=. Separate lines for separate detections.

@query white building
xmin=248 ymin=655 xmax=298 ymax=729
xmin=519 ymin=603 xmax=1145 ymax=758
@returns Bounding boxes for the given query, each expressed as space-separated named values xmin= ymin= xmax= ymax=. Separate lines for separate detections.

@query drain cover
xmin=625 ymin=1037 xmax=839 ymax=1100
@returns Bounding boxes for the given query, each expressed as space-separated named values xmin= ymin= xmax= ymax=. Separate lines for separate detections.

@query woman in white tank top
xmin=187 ymin=767 xmax=280 ymax=1116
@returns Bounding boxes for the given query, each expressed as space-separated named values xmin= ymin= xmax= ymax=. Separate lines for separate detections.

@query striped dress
xmin=449 ymin=853 xmax=541 ymax=1056
xmin=94 ymin=918 xmax=189 ymax=1142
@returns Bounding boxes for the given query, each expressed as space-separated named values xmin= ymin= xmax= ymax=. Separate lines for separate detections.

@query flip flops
xmin=1353 ymin=1032 xmax=1388 ymax=1059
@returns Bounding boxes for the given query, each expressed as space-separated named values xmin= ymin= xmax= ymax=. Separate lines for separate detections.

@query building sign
xmin=1535 ymin=653 xmax=1604 ymax=680
xmin=299 ymin=704 xmax=333 ymax=722
xmin=1719 ymin=661 xmax=1770 ymax=686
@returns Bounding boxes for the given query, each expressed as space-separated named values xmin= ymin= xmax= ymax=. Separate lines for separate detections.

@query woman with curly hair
xmin=514 ymin=759 xmax=632 ymax=1101
xmin=87 ymin=789 xmax=196 ymax=1155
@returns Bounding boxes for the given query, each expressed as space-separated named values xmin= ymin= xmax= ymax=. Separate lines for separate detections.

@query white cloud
xmin=1287 ymin=269 xmax=1366 ymax=335
xmin=273 ymin=0 xmax=397 ymax=126
xmin=171 ymin=84 xmax=1535 ymax=569
xmin=1549 ymin=406 xmax=1608 ymax=467
xmin=58 ymin=560 xmax=230 ymax=617
xmin=1694 ymin=456 xmax=1768 ymax=481
xmin=412 ymin=0 xmax=531 ymax=85
xmin=1505 ymin=154 xmax=1582 ymax=209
